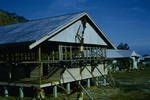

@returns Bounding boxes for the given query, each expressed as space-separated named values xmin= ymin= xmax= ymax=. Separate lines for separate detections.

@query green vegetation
xmin=117 ymin=43 xmax=130 ymax=50
xmin=110 ymin=67 xmax=150 ymax=100
xmin=113 ymin=67 xmax=150 ymax=82
xmin=0 ymin=9 xmax=28 ymax=26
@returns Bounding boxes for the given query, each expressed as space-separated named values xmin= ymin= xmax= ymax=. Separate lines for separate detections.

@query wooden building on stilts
xmin=0 ymin=12 xmax=115 ymax=99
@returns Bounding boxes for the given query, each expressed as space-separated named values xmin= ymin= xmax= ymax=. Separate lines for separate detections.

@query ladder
xmin=64 ymin=66 xmax=94 ymax=100
xmin=94 ymin=66 xmax=115 ymax=87
xmin=47 ymin=67 xmax=65 ymax=82
xmin=81 ymin=60 xmax=115 ymax=88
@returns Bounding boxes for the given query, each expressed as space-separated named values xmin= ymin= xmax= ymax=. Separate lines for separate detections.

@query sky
xmin=0 ymin=0 xmax=150 ymax=55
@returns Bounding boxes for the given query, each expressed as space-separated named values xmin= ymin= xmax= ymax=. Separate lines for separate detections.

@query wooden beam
xmin=38 ymin=46 xmax=42 ymax=85
xmin=64 ymin=66 xmax=94 ymax=100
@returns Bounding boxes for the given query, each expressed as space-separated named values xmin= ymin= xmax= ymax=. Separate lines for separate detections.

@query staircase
xmin=95 ymin=66 xmax=116 ymax=87
xmin=47 ymin=66 xmax=65 ymax=82
xmin=30 ymin=66 xmax=42 ymax=80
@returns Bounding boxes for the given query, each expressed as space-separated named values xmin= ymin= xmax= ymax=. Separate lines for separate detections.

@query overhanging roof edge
xmin=29 ymin=12 xmax=115 ymax=49
xmin=29 ymin=13 xmax=86 ymax=49
xmin=85 ymin=14 xmax=116 ymax=49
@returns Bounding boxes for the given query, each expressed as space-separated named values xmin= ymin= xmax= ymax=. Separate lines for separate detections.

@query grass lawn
xmin=105 ymin=66 xmax=150 ymax=100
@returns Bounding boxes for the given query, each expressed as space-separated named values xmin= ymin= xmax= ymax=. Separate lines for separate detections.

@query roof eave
xmin=29 ymin=12 xmax=115 ymax=49
xmin=29 ymin=13 xmax=87 ymax=49
xmin=85 ymin=14 xmax=116 ymax=49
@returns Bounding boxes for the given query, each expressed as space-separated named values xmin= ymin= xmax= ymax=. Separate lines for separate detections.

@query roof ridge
xmin=0 ymin=11 xmax=87 ymax=28
xmin=30 ymin=11 xmax=86 ymax=22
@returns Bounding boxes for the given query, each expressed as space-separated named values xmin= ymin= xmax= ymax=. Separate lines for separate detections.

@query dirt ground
xmin=0 ymin=66 xmax=150 ymax=100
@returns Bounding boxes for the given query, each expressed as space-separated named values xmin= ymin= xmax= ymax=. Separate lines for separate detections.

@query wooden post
xmin=9 ymin=66 xmax=12 ymax=80
xmin=70 ymin=46 xmax=72 ymax=59
xmin=19 ymin=87 xmax=24 ymax=98
xmin=4 ymin=87 xmax=8 ymax=97
xmin=103 ymin=76 xmax=107 ymax=86
xmin=95 ymin=77 xmax=99 ymax=86
xmin=78 ymin=80 xmax=81 ymax=85
xmin=53 ymin=85 xmax=57 ymax=98
xmin=59 ymin=45 xmax=63 ymax=60
xmin=87 ymin=79 xmax=90 ymax=88
xmin=38 ymin=46 xmax=42 ymax=85
xmin=38 ymin=46 xmax=41 ymax=61
xmin=67 ymin=83 xmax=71 ymax=94
xmin=65 ymin=46 xmax=67 ymax=60
xmin=52 ymin=50 xmax=55 ymax=61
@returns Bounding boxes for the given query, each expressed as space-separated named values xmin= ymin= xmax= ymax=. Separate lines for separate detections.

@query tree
xmin=0 ymin=9 xmax=28 ymax=26
xmin=117 ymin=43 xmax=131 ymax=71
xmin=117 ymin=43 xmax=130 ymax=50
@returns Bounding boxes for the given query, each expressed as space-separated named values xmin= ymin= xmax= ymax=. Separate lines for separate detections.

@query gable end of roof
xmin=29 ymin=12 xmax=115 ymax=49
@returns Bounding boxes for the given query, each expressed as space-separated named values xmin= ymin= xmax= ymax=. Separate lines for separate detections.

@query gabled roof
xmin=106 ymin=50 xmax=140 ymax=59
xmin=106 ymin=50 xmax=124 ymax=59
xmin=144 ymin=56 xmax=150 ymax=59
xmin=0 ymin=12 xmax=115 ymax=49
xmin=131 ymin=51 xmax=140 ymax=57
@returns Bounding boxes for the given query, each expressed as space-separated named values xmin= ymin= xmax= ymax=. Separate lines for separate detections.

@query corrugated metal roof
xmin=0 ymin=12 xmax=116 ymax=49
xmin=106 ymin=50 xmax=140 ymax=59
xmin=0 ymin=12 xmax=85 ymax=45
xmin=131 ymin=51 xmax=140 ymax=57
xmin=106 ymin=50 xmax=124 ymax=59
xmin=144 ymin=56 xmax=150 ymax=59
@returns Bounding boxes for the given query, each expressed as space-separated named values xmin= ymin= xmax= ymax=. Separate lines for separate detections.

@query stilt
xmin=103 ymin=78 xmax=107 ymax=86
xmin=53 ymin=85 xmax=57 ymax=98
xmin=95 ymin=77 xmax=99 ymax=86
xmin=66 ymin=83 xmax=71 ymax=94
xmin=78 ymin=80 xmax=81 ymax=85
xmin=19 ymin=87 xmax=24 ymax=98
xmin=36 ymin=88 xmax=45 ymax=99
xmin=87 ymin=79 xmax=90 ymax=88
xmin=9 ymin=69 xmax=12 ymax=80
xmin=40 ymin=88 xmax=45 ymax=99
xmin=4 ymin=87 xmax=8 ymax=97
xmin=103 ymin=76 xmax=107 ymax=86
xmin=36 ymin=88 xmax=41 ymax=99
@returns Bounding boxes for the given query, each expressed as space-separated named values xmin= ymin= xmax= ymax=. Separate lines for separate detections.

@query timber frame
xmin=0 ymin=41 xmax=107 ymax=87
